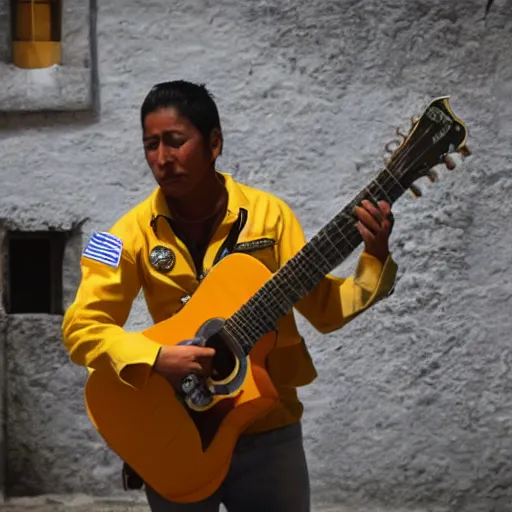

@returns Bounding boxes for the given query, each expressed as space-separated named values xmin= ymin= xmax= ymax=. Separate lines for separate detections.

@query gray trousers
xmin=145 ymin=422 xmax=310 ymax=512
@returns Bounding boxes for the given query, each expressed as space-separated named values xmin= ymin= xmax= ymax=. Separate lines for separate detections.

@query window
xmin=0 ymin=0 xmax=96 ymax=112
xmin=10 ymin=0 xmax=61 ymax=69
xmin=2 ymin=230 xmax=67 ymax=314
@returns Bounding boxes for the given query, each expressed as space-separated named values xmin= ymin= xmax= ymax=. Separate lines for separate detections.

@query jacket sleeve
xmin=61 ymin=230 xmax=162 ymax=390
xmin=276 ymin=200 xmax=398 ymax=334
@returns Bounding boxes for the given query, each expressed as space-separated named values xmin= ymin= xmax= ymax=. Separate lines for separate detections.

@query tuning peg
xmin=396 ymin=126 xmax=408 ymax=138
xmin=409 ymin=184 xmax=422 ymax=198
xmin=459 ymin=145 xmax=471 ymax=158
xmin=426 ymin=170 xmax=438 ymax=183
xmin=385 ymin=139 xmax=402 ymax=154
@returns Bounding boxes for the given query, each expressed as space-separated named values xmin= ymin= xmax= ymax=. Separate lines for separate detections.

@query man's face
xmin=142 ymin=107 xmax=220 ymax=199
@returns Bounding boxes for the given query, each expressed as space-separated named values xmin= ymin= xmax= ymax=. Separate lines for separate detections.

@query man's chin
xmin=159 ymin=181 xmax=190 ymax=199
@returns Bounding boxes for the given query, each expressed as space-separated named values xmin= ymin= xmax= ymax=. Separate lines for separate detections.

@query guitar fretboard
xmin=223 ymin=166 xmax=405 ymax=354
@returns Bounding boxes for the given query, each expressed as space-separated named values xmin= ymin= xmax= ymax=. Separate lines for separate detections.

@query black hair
xmin=140 ymin=80 xmax=222 ymax=146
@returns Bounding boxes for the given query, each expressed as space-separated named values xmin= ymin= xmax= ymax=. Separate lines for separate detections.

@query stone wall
xmin=0 ymin=0 xmax=511 ymax=510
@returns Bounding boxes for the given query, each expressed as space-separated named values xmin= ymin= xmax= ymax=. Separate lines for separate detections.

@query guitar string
xmin=225 ymin=124 xmax=443 ymax=347
xmin=225 ymin=125 xmax=438 ymax=348
xmin=226 ymin=178 xmax=430 ymax=344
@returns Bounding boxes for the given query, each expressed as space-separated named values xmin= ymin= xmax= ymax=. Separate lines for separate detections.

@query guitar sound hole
xmin=205 ymin=333 xmax=237 ymax=381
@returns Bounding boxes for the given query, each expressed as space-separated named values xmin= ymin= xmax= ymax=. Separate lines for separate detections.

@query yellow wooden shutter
xmin=12 ymin=0 xmax=61 ymax=69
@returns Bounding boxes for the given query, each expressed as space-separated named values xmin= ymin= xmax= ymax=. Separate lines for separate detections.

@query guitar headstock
xmin=384 ymin=96 xmax=470 ymax=197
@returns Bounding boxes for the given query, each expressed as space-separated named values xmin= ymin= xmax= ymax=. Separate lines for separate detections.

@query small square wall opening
xmin=3 ymin=230 xmax=67 ymax=314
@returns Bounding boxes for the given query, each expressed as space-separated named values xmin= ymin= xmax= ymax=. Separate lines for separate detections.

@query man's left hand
xmin=353 ymin=155 xmax=458 ymax=264
xmin=354 ymin=200 xmax=393 ymax=264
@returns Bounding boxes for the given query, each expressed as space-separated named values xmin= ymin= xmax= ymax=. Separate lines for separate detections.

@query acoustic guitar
xmin=84 ymin=96 xmax=470 ymax=503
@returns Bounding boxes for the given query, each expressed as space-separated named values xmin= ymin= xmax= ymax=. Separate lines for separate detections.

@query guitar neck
xmin=220 ymin=96 xmax=471 ymax=353
xmin=223 ymin=165 xmax=406 ymax=354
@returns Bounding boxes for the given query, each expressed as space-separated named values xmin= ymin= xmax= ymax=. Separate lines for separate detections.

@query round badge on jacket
xmin=149 ymin=245 xmax=176 ymax=273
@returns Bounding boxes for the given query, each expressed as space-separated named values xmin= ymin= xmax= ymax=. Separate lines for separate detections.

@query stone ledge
xmin=0 ymin=65 xmax=92 ymax=112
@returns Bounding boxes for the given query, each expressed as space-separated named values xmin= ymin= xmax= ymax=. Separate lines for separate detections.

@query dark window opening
xmin=3 ymin=230 xmax=67 ymax=314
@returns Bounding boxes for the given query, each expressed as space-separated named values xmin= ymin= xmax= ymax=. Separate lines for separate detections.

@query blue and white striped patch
xmin=83 ymin=232 xmax=123 ymax=268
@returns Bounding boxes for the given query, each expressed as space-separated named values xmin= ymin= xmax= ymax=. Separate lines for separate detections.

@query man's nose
xmin=157 ymin=144 xmax=173 ymax=167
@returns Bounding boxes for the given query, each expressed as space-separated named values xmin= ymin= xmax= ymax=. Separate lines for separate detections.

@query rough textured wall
xmin=0 ymin=0 xmax=511 ymax=510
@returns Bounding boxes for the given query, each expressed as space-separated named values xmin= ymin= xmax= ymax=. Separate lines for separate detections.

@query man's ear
xmin=210 ymin=128 xmax=223 ymax=159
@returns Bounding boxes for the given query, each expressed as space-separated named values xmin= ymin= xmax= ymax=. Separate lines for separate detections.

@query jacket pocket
xmin=234 ymin=237 xmax=278 ymax=273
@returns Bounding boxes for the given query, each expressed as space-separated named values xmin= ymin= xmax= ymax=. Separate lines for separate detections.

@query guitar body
xmin=84 ymin=253 xmax=280 ymax=503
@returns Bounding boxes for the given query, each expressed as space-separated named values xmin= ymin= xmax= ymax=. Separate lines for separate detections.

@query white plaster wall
xmin=0 ymin=0 xmax=511 ymax=510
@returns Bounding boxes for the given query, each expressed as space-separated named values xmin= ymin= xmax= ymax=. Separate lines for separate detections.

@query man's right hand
xmin=152 ymin=342 xmax=215 ymax=389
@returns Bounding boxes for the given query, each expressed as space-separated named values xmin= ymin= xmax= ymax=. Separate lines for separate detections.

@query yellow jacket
xmin=62 ymin=172 xmax=398 ymax=433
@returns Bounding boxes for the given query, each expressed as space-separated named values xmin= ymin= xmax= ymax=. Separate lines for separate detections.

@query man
xmin=62 ymin=80 xmax=399 ymax=511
